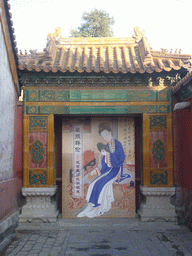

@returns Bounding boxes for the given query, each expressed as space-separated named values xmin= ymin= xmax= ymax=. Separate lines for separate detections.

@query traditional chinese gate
xmin=20 ymin=82 xmax=175 ymax=221
xmin=18 ymin=27 xmax=191 ymax=222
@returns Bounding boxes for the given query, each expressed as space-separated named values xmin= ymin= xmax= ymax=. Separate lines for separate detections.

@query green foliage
xmin=70 ymin=9 xmax=115 ymax=37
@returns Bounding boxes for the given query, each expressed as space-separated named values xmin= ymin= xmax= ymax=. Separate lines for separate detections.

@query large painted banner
xmin=62 ymin=117 xmax=135 ymax=218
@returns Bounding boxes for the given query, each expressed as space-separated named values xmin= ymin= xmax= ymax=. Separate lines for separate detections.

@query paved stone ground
xmin=4 ymin=218 xmax=192 ymax=256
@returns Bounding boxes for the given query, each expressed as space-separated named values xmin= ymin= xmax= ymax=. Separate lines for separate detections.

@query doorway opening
xmin=54 ymin=114 xmax=142 ymax=218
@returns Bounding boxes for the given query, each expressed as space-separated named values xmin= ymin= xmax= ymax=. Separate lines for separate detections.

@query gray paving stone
xmin=51 ymin=246 xmax=62 ymax=250
xmin=21 ymin=246 xmax=33 ymax=251
xmin=33 ymin=243 xmax=44 ymax=249
xmin=19 ymin=247 xmax=31 ymax=251
xmin=15 ymin=241 xmax=26 ymax=246
xmin=45 ymin=241 xmax=55 ymax=245
xmin=20 ymin=235 xmax=30 ymax=242
xmin=41 ymin=247 xmax=52 ymax=252
xmin=65 ymin=253 xmax=90 ymax=256
xmin=29 ymin=249 xmax=42 ymax=253
xmin=4 ymin=219 xmax=192 ymax=256
xmin=26 ymin=241 xmax=37 ymax=245
xmin=175 ymin=245 xmax=192 ymax=255
xmin=37 ymin=237 xmax=48 ymax=243
xmin=43 ymin=244 xmax=54 ymax=248
xmin=27 ymin=254 xmax=41 ymax=256
xmin=16 ymin=252 xmax=30 ymax=255
xmin=39 ymin=253 xmax=51 ymax=256
xmin=29 ymin=234 xmax=40 ymax=240
xmin=9 ymin=245 xmax=24 ymax=253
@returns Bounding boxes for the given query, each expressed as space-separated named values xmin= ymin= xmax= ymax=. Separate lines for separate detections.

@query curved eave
xmin=173 ymin=70 xmax=192 ymax=94
xmin=18 ymin=65 xmax=185 ymax=75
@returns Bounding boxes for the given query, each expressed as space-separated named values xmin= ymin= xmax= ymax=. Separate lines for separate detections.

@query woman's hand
xmin=90 ymin=169 xmax=96 ymax=176
xmin=90 ymin=167 xmax=100 ymax=176
xmin=117 ymin=174 xmax=121 ymax=183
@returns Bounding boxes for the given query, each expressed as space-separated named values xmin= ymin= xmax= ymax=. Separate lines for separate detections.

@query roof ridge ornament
xmin=133 ymin=27 xmax=152 ymax=63
xmin=133 ymin=26 xmax=145 ymax=42
xmin=44 ymin=27 xmax=62 ymax=58
xmin=29 ymin=49 xmax=37 ymax=56
xmin=159 ymin=48 xmax=182 ymax=56
xmin=47 ymin=27 xmax=62 ymax=40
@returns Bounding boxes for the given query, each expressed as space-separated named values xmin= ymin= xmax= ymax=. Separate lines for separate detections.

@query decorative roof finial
xmin=133 ymin=27 xmax=143 ymax=42
xmin=47 ymin=27 xmax=62 ymax=40
xmin=161 ymin=48 xmax=168 ymax=54
xmin=29 ymin=49 xmax=37 ymax=56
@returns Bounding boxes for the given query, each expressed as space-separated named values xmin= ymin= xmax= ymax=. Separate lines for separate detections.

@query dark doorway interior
xmin=135 ymin=116 xmax=143 ymax=213
xmin=54 ymin=115 xmax=62 ymax=213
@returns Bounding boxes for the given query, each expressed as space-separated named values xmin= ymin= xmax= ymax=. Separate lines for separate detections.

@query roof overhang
xmin=0 ymin=0 xmax=20 ymax=95
xmin=173 ymin=70 xmax=192 ymax=102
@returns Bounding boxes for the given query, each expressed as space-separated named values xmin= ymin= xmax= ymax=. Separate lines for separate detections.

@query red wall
xmin=180 ymin=107 xmax=192 ymax=189
xmin=173 ymin=98 xmax=192 ymax=190
xmin=0 ymin=179 xmax=17 ymax=221
xmin=173 ymin=98 xmax=182 ymax=187
xmin=0 ymin=103 xmax=23 ymax=222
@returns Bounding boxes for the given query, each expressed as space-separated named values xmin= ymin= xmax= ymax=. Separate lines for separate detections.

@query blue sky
xmin=9 ymin=0 xmax=192 ymax=55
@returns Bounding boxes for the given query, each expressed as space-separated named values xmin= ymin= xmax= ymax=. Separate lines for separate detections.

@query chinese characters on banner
xmin=118 ymin=117 xmax=135 ymax=164
xmin=73 ymin=125 xmax=83 ymax=198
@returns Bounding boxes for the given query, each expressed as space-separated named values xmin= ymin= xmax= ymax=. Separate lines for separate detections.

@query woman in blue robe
xmin=77 ymin=123 xmax=125 ymax=218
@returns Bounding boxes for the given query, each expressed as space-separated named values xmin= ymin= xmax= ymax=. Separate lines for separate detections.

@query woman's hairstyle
xmin=98 ymin=123 xmax=112 ymax=135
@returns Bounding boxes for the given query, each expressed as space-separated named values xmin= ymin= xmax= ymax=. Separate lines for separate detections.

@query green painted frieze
xmin=25 ymin=89 xmax=171 ymax=103
xmin=25 ymin=104 xmax=170 ymax=115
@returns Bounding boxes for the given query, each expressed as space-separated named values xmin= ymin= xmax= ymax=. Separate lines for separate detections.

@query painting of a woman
xmin=77 ymin=123 xmax=125 ymax=218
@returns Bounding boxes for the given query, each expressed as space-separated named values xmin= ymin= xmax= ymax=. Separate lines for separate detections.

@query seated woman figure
xmin=77 ymin=123 xmax=125 ymax=218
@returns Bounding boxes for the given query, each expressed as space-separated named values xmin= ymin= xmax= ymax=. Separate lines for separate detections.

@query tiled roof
xmin=3 ymin=0 xmax=18 ymax=64
xmin=172 ymin=70 xmax=192 ymax=93
xmin=1 ymin=0 xmax=20 ymax=93
xmin=18 ymin=27 xmax=191 ymax=74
